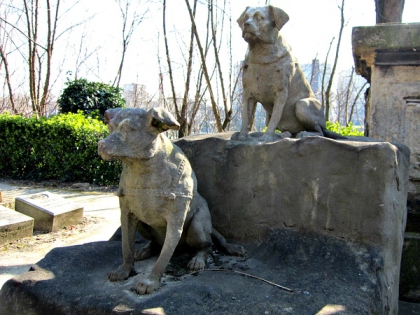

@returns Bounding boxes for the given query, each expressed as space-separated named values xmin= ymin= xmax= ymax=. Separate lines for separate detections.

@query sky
xmin=56 ymin=0 xmax=419 ymax=97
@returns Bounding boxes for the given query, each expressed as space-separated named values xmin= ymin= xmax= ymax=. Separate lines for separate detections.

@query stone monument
xmin=233 ymin=6 xmax=343 ymax=142
xmin=97 ymin=107 xmax=245 ymax=295
xmin=353 ymin=22 xmax=420 ymax=303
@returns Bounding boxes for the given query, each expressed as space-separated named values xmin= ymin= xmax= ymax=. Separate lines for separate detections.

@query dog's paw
xmin=280 ymin=131 xmax=292 ymax=139
xmin=108 ymin=264 xmax=134 ymax=281
xmin=231 ymin=131 xmax=249 ymax=141
xmin=135 ymin=277 xmax=160 ymax=295
xmin=225 ymin=244 xmax=247 ymax=257
xmin=187 ymin=256 xmax=206 ymax=271
xmin=260 ymin=132 xmax=278 ymax=142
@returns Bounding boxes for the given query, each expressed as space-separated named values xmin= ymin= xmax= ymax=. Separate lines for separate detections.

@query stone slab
xmin=15 ymin=191 xmax=83 ymax=232
xmin=0 ymin=230 xmax=383 ymax=314
xmin=352 ymin=23 xmax=420 ymax=79
xmin=174 ymin=133 xmax=410 ymax=315
xmin=0 ymin=205 xmax=34 ymax=245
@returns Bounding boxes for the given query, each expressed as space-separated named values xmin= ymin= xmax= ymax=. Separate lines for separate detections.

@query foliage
xmin=0 ymin=112 xmax=121 ymax=185
xmin=262 ymin=121 xmax=364 ymax=137
xmin=57 ymin=78 xmax=125 ymax=119
xmin=326 ymin=121 xmax=364 ymax=136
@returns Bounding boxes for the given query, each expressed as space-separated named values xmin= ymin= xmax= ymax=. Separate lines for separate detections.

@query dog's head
xmin=98 ymin=107 xmax=180 ymax=161
xmin=237 ymin=6 xmax=289 ymax=45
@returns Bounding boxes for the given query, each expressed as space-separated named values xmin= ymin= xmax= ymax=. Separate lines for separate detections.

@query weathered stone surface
xmin=352 ymin=23 xmax=420 ymax=79
xmin=175 ymin=133 xmax=409 ymax=314
xmin=235 ymin=6 xmax=331 ymax=142
xmin=0 ymin=206 xmax=34 ymax=245
xmin=0 ymin=230 xmax=385 ymax=315
xmin=15 ymin=191 xmax=83 ymax=232
xmin=352 ymin=23 xmax=420 ymax=197
xmin=400 ymin=232 xmax=420 ymax=302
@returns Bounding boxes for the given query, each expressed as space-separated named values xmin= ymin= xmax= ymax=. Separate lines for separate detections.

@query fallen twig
xmin=190 ymin=268 xmax=294 ymax=293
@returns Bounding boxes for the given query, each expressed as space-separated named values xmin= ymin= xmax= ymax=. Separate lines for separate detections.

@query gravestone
xmin=0 ymin=205 xmax=34 ymax=245
xmin=352 ymin=23 xmax=420 ymax=198
xmin=353 ymin=22 xmax=420 ymax=303
xmin=15 ymin=191 xmax=83 ymax=232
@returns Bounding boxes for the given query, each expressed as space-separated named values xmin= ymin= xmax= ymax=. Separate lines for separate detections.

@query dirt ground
xmin=0 ymin=178 xmax=120 ymax=288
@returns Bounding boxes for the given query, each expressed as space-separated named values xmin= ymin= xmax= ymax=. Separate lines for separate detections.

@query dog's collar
xmin=245 ymin=58 xmax=282 ymax=65
xmin=245 ymin=52 xmax=287 ymax=65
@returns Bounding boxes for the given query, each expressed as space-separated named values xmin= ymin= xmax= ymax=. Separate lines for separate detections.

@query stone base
xmin=15 ymin=191 xmax=83 ymax=232
xmin=0 ymin=206 xmax=34 ymax=245
xmin=174 ymin=133 xmax=410 ymax=314
xmin=0 ymin=230 xmax=384 ymax=314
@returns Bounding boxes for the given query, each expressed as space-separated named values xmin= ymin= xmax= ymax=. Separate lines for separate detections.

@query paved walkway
xmin=0 ymin=180 xmax=121 ymax=289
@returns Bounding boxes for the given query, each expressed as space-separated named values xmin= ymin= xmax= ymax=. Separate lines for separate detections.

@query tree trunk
xmin=184 ymin=0 xmax=223 ymax=133
xmin=0 ymin=47 xmax=17 ymax=113
xmin=375 ymin=0 xmax=405 ymax=23
xmin=325 ymin=0 xmax=345 ymax=122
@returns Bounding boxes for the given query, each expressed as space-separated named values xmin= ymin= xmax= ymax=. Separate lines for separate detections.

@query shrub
xmin=57 ymin=78 xmax=125 ymax=119
xmin=0 ymin=112 xmax=121 ymax=185
xmin=325 ymin=121 xmax=364 ymax=137
xmin=263 ymin=122 xmax=364 ymax=137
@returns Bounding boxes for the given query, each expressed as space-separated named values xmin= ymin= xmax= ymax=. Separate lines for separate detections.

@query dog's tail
xmin=211 ymin=228 xmax=247 ymax=257
xmin=321 ymin=126 xmax=347 ymax=140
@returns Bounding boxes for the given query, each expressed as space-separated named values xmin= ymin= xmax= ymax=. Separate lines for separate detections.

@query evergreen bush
xmin=57 ymin=78 xmax=125 ymax=119
xmin=0 ymin=112 xmax=121 ymax=185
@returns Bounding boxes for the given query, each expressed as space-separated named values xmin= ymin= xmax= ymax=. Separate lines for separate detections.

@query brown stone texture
xmin=175 ymin=132 xmax=409 ymax=314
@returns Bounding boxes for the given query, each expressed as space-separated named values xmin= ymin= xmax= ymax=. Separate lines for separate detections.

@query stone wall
xmin=175 ymin=133 xmax=409 ymax=314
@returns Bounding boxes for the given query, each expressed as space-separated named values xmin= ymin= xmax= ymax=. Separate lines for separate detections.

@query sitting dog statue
xmin=98 ymin=107 xmax=245 ymax=295
xmin=234 ymin=6 xmax=343 ymax=142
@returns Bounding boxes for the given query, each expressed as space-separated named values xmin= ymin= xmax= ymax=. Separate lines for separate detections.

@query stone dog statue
xmin=98 ymin=107 xmax=245 ymax=295
xmin=233 ymin=6 xmax=343 ymax=142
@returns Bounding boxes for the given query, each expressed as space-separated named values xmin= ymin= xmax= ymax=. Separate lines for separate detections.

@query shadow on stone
xmin=0 ymin=229 xmax=383 ymax=315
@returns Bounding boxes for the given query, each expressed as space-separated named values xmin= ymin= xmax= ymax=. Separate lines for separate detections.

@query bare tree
xmin=0 ymin=0 xmax=85 ymax=116
xmin=324 ymin=0 xmax=345 ymax=122
xmin=184 ymin=0 xmax=222 ymax=132
xmin=375 ymin=0 xmax=405 ymax=23
xmin=113 ymin=0 xmax=148 ymax=87
xmin=332 ymin=68 xmax=367 ymax=126
xmin=0 ymin=5 xmax=18 ymax=115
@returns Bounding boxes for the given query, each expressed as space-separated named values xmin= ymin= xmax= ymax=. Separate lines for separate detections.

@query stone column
xmin=352 ymin=23 xmax=420 ymax=197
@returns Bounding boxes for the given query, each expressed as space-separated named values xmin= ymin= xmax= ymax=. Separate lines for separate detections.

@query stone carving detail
xmin=98 ymin=107 xmax=245 ymax=294
xmin=233 ymin=6 xmax=342 ymax=142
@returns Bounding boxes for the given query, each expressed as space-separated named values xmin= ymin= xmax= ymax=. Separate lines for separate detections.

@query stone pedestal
xmin=352 ymin=23 xmax=420 ymax=196
xmin=15 ymin=191 xmax=83 ymax=232
xmin=0 ymin=205 xmax=34 ymax=245
xmin=175 ymin=133 xmax=409 ymax=315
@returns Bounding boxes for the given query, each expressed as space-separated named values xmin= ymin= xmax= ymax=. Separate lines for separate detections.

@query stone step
xmin=0 ymin=205 xmax=34 ymax=245
xmin=15 ymin=191 xmax=83 ymax=232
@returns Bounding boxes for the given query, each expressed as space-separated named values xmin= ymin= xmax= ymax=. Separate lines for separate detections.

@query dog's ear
xmin=148 ymin=107 xmax=180 ymax=133
xmin=104 ymin=108 xmax=122 ymax=125
xmin=269 ymin=6 xmax=289 ymax=30
xmin=237 ymin=6 xmax=250 ymax=28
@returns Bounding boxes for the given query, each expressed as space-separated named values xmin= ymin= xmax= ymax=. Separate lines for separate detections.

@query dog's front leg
xmin=108 ymin=205 xmax=138 ymax=281
xmin=238 ymin=96 xmax=257 ymax=140
xmin=135 ymin=200 xmax=190 ymax=295
xmin=261 ymin=90 xmax=288 ymax=142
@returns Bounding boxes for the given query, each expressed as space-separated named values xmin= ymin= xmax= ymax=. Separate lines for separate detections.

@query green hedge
xmin=0 ymin=112 xmax=121 ymax=185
